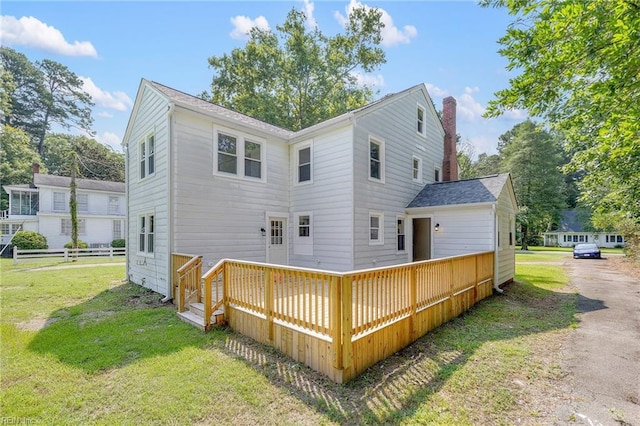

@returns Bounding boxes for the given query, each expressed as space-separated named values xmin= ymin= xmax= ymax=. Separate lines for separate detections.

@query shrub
xmin=111 ymin=239 xmax=126 ymax=248
xmin=11 ymin=231 xmax=48 ymax=250
xmin=64 ymin=240 xmax=88 ymax=249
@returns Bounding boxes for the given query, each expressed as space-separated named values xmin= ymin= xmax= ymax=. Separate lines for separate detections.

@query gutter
xmin=493 ymin=203 xmax=503 ymax=294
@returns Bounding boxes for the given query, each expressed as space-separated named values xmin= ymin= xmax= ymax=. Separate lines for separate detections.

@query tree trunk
xmin=521 ymin=225 xmax=529 ymax=250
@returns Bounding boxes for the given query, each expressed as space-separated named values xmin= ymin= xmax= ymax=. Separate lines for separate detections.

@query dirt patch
xmin=16 ymin=317 xmax=59 ymax=331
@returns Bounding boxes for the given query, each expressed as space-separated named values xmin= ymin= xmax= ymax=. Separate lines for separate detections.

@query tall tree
xmin=474 ymin=153 xmax=501 ymax=178
xmin=204 ymin=6 xmax=386 ymax=130
xmin=481 ymin=0 xmax=640 ymax=231
xmin=499 ymin=121 xmax=566 ymax=249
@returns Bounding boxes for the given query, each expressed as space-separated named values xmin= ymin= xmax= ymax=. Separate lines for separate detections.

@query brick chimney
xmin=33 ymin=163 xmax=40 ymax=175
xmin=442 ymin=96 xmax=458 ymax=181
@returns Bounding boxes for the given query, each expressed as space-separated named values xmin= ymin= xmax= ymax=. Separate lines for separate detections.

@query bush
xmin=12 ymin=231 xmax=48 ymax=250
xmin=64 ymin=240 xmax=88 ymax=249
xmin=111 ymin=239 xmax=126 ymax=248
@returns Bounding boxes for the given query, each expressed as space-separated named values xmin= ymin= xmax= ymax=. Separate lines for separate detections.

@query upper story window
xmin=77 ymin=194 xmax=89 ymax=213
xmin=417 ymin=104 xmax=426 ymax=137
xmin=53 ymin=191 xmax=66 ymax=212
xmin=412 ymin=156 xmax=422 ymax=183
xmin=10 ymin=191 xmax=38 ymax=215
xmin=140 ymin=134 xmax=155 ymax=180
xmin=295 ymin=142 xmax=312 ymax=184
xmin=369 ymin=137 xmax=385 ymax=183
xmin=108 ymin=196 xmax=120 ymax=215
xmin=215 ymin=129 xmax=265 ymax=181
xmin=434 ymin=167 xmax=441 ymax=182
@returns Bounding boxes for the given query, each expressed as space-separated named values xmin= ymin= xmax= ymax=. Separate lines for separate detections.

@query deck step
xmin=190 ymin=302 xmax=205 ymax=317
xmin=177 ymin=310 xmax=206 ymax=331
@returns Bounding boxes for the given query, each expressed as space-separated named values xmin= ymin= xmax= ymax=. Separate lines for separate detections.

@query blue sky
xmin=1 ymin=0 xmax=527 ymax=156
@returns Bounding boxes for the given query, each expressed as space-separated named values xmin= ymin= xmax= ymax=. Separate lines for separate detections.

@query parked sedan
xmin=573 ymin=243 xmax=602 ymax=259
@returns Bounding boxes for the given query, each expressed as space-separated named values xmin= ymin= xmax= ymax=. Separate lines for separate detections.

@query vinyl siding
xmin=353 ymin=89 xmax=444 ymax=269
xmin=289 ymin=125 xmax=354 ymax=270
xmin=431 ymin=206 xmax=495 ymax=258
xmin=125 ymin=86 xmax=171 ymax=295
xmin=496 ymin=182 xmax=516 ymax=285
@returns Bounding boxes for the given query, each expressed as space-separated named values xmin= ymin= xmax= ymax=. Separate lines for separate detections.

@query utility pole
xmin=70 ymin=152 xmax=79 ymax=253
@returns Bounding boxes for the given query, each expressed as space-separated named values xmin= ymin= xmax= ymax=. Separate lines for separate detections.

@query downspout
xmin=123 ymin=139 xmax=130 ymax=284
xmin=161 ymin=102 xmax=175 ymax=303
xmin=493 ymin=203 xmax=503 ymax=294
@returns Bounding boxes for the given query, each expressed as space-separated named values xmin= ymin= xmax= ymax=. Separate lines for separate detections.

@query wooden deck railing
xmin=174 ymin=251 xmax=495 ymax=383
xmin=176 ymin=255 xmax=202 ymax=312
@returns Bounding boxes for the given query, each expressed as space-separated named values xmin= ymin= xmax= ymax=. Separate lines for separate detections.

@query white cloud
xmin=457 ymin=86 xmax=486 ymax=122
xmin=230 ymin=15 xmax=270 ymax=40
xmin=80 ymin=77 xmax=133 ymax=112
xmin=334 ymin=0 xmax=417 ymax=47
xmin=352 ymin=71 xmax=384 ymax=87
xmin=0 ymin=15 xmax=97 ymax=57
xmin=95 ymin=131 xmax=123 ymax=152
xmin=301 ymin=0 xmax=317 ymax=29
xmin=425 ymin=83 xmax=450 ymax=99
xmin=97 ymin=111 xmax=114 ymax=119
xmin=503 ymin=108 xmax=528 ymax=120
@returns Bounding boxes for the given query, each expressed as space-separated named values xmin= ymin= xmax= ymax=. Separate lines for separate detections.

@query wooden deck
xmin=174 ymin=251 xmax=495 ymax=383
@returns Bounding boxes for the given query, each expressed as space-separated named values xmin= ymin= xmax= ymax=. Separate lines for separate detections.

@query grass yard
xmin=0 ymin=255 xmax=577 ymax=425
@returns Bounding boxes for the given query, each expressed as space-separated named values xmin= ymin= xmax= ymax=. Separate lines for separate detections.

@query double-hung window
xmin=215 ymin=129 xmax=265 ymax=181
xmin=369 ymin=212 xmax=384 ymax=245
xmin=293 ymin=212 xmax=313 ymax=255
xmin=295 ymin=142 xmax=312 ymax=184
xmin=397 ymin=217 xmax=405 ymax=251
xmin=108 ymin=196 xmax=120 ymax=215
xmin=244 ymin=140 xmax=262 ymax=178
xmin=61 ymin=218 xmax=86 ymax=236
xmin=53 ymin=192 xmax=66 ymax=212
xmin=369 ymin=137 xmax=385 ymax=182
xmin=139 ymin=213 xmax=154 ymax=255
xmin=77 ymin=194 xmax=89 ymax=213
xmin=113 ymin=219 xmax=123 ymax=240
xmin=217 ymin=132 xmax=237 ymax=174
xmin=412 ymin=156 xmax=422 ymax=183
xmin=140 ymin=134 xmax=155 ymax=179
xmin=417 ymin=103 xmax=427 ymax=137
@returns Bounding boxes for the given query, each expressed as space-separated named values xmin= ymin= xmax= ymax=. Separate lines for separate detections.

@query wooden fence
xmin=13 ymin=246 xmax=126 ymax=264
xmin=172 ymin=251 xmax=494 ymax=383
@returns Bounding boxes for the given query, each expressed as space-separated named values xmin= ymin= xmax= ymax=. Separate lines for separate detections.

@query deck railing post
xmin=341 ymin=275 xmax=353 ymax=373
xmin=265 ymin=267 xmax=274 ymax=343
xmin=204 ymin=270 xmax=212 ymax=330
xmin=331 ymin=275 xmax=343 ymax=370
xmin=410 ymin=265 xmax=417 ymax=338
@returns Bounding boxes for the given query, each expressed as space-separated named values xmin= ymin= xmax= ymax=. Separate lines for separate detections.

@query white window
xmin=369 ymin=212 xmax=384 ymax=245
xmin=53 ymin=192 xmax=66 ymax=212
xmin=0 ymin=223 xmax=9 ymax=235
xmin=397 ymin=217 xmax=406 ymax=252
xmin=108 ymin=196 xmax=120 ymax=215
xmin=417 ymin=103 xmax=426 ymax=137
xmin=138 ymin=213 xmax=154 ymax=255
xmin=61 ymin=218 xmax=86 ymax=236
xmin=113 ymin=219 xmax=123 ymax=240
xmin=140 ymin=134 xmax=155 ymax=179
xmin=412 ymin=156 xmax=422 ymax=183
xmin=10 ymin=191 xmax=38 ymax=215
xmin=369 ymin=137 xmax=385 ymax=182
xmin=293 ymin=212 xmax=313 ymax=255
xmin=434 ymin=167 xmax=441 ymax=182
xmin=215 ymin=129 xmax=265 ymax=181
xmin=295 ymin=141 xmax=312 ymax=184
xmin=77 ymin=194 xmax=89 ymax=213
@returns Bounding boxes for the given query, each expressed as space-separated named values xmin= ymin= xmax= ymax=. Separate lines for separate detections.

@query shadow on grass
xmin=27 ymin=283 xmax=218 ymax=373
xmin=217 ymin=276 xmax=597 ymax=425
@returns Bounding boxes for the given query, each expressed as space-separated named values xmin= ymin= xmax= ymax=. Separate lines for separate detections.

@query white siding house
xmin=543 ymin=209 xmax=626 ymax=248
xmin=123 ymin=79 xmax=517 ymax=297
xmin=1 ymin=170 xmax=125 ymax=249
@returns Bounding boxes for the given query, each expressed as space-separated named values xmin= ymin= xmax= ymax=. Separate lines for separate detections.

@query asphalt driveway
xmin=558 ymin=256 xmax=640 ymax=425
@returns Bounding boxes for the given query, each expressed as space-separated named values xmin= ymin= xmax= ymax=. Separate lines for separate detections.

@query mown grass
xmin=519 ymin=245 xmax=624 ymax=254
xmin=0 ymin=255 xmax=578 ymax=425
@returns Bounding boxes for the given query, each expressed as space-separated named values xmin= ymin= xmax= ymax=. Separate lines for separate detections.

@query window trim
xmin=434 ymin=166 xmax=441 ymax=183
xmin=61 ymin=218 xmax=86 ymax=236
xmin=294 ymin=140 xmax=313 ymax=185
xmin=293 ymin=212 xmax=313 ymax=255
xmin=139 ymin=133 xmax=155 ymax=180
xmin=138 ymin=212 xmax=155 ymax=257
xmin=396 ymin=215 xmax=406 ymax=253
xmin=412 ymin=155 xmax=423 ymax=183
xmin=77 ymin=193 xmax=89 ymax=213
xmin=369 ymin=211 xmax=384 ymax=245
xmin=368 ymin=136 xmax=385 ymax=183
xmin=417 ymin=103 xmax=427 ymax=138
xmin=108 ymin=196 xmax=120 ymax=215
xmin=213 ymin=126 xmax=266 ymax=182
xmin=53 ymin=191 xmax=66 ymax=212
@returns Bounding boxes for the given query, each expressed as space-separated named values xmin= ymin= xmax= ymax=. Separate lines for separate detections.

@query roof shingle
xmin=407 ymin=174 xmax=509 ymax=208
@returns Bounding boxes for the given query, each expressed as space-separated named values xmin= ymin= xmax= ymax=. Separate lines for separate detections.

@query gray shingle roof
xmin=407 ymin=174 xmax=510 ymax=208
xmin=34 ymin=174 xmax=125 ymax=193
xmin=557 ymin=209 xmax=589 ymax=232
xmin=149 ymin=81 xmax=293 ymax=138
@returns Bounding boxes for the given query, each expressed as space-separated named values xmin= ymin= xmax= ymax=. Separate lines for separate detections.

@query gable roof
xmin=407 ymin=174 xmax=512 ymax=208
xmin=33 ymin=174 xmax=125 ymax=193
xmin=556 ymin=209 xmax=589 ymax=232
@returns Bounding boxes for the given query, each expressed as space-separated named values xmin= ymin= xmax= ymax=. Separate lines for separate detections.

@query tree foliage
xmin=481 ymin=0 xmax=640 ymax=231
xmin=204 ymin=6 xmax=386 ymax=131
xmin=0 ymin=47 xmax=94 ymax=155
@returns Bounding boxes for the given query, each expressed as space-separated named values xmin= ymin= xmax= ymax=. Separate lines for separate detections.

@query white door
xmin=267 ymin=216 xmax=287 ymax=265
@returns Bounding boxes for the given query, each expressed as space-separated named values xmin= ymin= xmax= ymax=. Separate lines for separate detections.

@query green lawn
xmin=0 ymin=255 xmax=577 ymax=424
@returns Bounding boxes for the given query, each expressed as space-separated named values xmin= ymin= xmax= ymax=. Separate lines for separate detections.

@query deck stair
xmin=177 ymin=302 xmax=224 ymax=331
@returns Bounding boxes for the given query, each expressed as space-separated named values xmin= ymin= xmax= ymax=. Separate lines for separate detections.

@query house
xmin=1 ymin=165 xmax=126 ymax=249
xmin=123 ymin=79 xmax=517 ymax=298
xmin=543 ymin=209 xmax=626 ymax=248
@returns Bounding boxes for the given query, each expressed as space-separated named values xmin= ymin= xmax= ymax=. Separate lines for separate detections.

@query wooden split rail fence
xmin=172 ymin=251 xmax=495 ymax=383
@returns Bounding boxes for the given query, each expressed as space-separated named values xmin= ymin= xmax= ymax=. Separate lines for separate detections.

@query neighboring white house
xmin=543 ymin=209 xmax=626 ymax=248
xmin=122 ymin=79 xmax=517 ymax=298
xmin=1 ymin=167 xmax=126 ymax=249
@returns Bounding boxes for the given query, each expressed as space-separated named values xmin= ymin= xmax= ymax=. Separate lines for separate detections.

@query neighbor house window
xmin=215 ymin=129 xmax=265 ymax=180
xmin=412 ymin=156 xmax=422 ymax=182
xmin=139 ymin=214 xmax=154 ymax=254
xmin=369 ymin=137 xmax=385 ymax=182
xmin=77 ymin=194 xmax=89 ymax=213
xmin=53 ymin=192 xmax=66 ymax=212
xmin=295 ymin=142 xmax=312 ymax=184
xmin=397 ymin=217 xmax=405 ymax=251
xmin=434 ymin=167 xmax=441 ymax=182
xmin=113 ymin=219 xmax=123 ymax=240
xmin=617 ymin=235 xmax=623 ymax=243
xmin=369 ymin=212 xmax=384 ymax=245
xmin=61 ymin=218 xmax=86 ymax=236
xmin=417 ymin=104 xmax=426 ymax=136
xmin=140 ymin=134 xmax=155 ymax=179
xmin=108 ymin=196 xmax=120 ymax=215
xmin=10 ymin=191 xmax=38 ymax=215
xmin=1 ymin=224 xmax=9 ymax=235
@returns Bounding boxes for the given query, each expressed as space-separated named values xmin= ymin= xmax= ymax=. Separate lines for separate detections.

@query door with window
xmin=267 ymin=216 xmax=287 ymax=265
xmin=412 ymin=218 xmax=432 ymax=261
